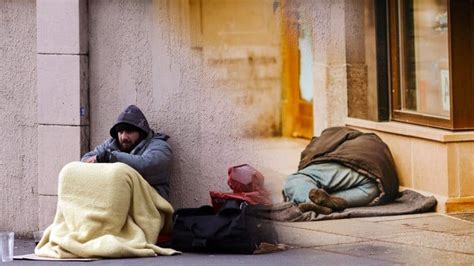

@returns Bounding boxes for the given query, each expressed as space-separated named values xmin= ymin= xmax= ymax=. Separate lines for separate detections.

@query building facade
xmin=0 ymin=0 xmax=472 ymax=236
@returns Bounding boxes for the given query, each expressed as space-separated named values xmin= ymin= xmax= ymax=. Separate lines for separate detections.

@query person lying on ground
xmin=282 ymin=127 xmax=399 ymax=214
xmin=81 ymin=104 xmax=172 ymax=200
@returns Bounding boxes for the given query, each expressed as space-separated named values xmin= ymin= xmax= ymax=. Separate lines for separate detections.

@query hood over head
xmin=110 ymin=105 xmax=152 ymax=139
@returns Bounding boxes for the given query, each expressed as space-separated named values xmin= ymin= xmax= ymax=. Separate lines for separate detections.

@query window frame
xmin=387 ymin=0 xmax=474 ymax=130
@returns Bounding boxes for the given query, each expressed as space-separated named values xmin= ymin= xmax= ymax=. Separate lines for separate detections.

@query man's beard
xmin=119 ymin=140 xmax=137 ymax=152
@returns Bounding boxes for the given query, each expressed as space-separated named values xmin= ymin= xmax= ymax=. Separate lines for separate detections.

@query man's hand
xmin=84 ymin=156 xmax=97 ymax=163
xmin=96 ymin=149 xmax=111 ymax=163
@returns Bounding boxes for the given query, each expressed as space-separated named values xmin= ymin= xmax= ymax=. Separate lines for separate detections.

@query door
xmin=281 ymin=0 xmax=314 ymax=139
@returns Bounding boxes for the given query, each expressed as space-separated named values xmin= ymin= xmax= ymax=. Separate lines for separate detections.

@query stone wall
xmin=88 ymin=0 xmax=281 ymax=208
xmin=347 ymin=117 xmax=474 ymax=213
xmin=302 ymin=0 xmax=349 ymax=136
xmin=0 ymin=0 xmax=38 ymax=235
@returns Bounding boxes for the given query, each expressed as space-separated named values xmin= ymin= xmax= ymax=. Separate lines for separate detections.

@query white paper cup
xmin=0 ymin=232 xmax=14 ymax=262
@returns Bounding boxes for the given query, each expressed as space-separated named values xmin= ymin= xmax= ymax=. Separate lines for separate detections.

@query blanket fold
xmin=246 ymin=190 xmax=437 ymax=222
xmin=35 ymin=162 xmax=179 ymax=258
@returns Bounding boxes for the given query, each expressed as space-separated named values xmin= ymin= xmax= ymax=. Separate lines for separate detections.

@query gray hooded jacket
xmin=81 ymin=105 xmax=172 ymax=200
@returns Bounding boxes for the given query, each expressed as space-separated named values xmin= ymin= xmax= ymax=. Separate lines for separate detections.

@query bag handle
xmin=217 ymin=200 xmax=245 ymax=216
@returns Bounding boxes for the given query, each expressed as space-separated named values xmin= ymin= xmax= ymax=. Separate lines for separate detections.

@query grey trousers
xmin=283 ymin=163 xmax=380 ymax=207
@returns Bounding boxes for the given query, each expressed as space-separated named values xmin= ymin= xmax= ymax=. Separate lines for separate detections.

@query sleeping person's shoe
xmin=298 ymin=202 xmax=333 ymax=215
xmin=308 ymin=188 xmax=348 ymax=211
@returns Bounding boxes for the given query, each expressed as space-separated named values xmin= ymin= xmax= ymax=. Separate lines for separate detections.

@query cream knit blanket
xmin=35 ymin=162 xmax=179 ymax=258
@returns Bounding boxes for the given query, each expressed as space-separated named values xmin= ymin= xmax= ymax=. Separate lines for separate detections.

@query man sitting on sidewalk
xmin=81 ymin=105 xmax=172 ymax=200
xmin=35 ymin=105 xmax=178 ymax=259
xmin=283 ymin=127 xmax=399 ymax=214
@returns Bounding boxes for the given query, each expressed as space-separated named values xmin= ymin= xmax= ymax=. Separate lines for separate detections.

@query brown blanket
xmin=298 ymin=127 xmax=399 ymax=204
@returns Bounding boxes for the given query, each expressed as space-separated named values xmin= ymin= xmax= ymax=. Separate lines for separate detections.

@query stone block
xmin=455 ymin=142 xmax=474 ymax=197
xmin=37 ymin=0 xmax=88 ymax=54
xmin=38 ymin=125 xmax=89 ymax=195
xmin=375 ymin=132 xmax=413 ymax=188
xmin=326 ymin=65 xmax=349 ymax=127
xmin=39 ymin=195 xmax=58 ymax=230
xmin=313 ymin=64 xmax=348 ymax=136
xmin=347 ymin=64 xmax=369 ymax=119
xmin=199 ymin=1 xmax=279 ymax=46
xmin=255 ymin=64 xmax=280 ymax=79
xmin=37 ymin=54 xmax=89 ymax=125
xmin=450 ymin=142 xmax=474 ymax=197
xmin=411 ymin=138 xmax=448 ymax=196
xmin=447 ymin=143 xmax=460 ymax=197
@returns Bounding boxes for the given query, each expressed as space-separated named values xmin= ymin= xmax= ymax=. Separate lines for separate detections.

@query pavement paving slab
xmin=273 ymin=224 xmax=364 ymax=248
xmin=448 ymin=213 xmax=474 ymax=223
xmin=9 ymin=214 xmax=474 ymax=265
xmin=273 ymin=219 xmax=418 ymax=240
xmin=375 ymin=214 xmax=474 ymax=235
xmin=11 ymin=240 xmax=393 ymax=266
xmin=382 ymin=231 xmax=474 ymax=255
xmin=356 ymin=213 xmax=439 ymax=222
xmin=315 ymin=240 xmax=474 ymax=265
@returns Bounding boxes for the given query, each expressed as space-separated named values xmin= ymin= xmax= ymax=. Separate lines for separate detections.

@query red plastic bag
xmin=210 ymin=164 xmax=272 ymax=209
xmin=227 ymin=164 xmax=266 ymax=193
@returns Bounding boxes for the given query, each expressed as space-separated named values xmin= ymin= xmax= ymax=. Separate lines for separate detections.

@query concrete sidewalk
xmin=10 ymin=212 xmax=474 ymax=265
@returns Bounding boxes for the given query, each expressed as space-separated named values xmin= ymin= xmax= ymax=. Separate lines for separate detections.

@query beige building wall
xmin=36 ymin=0 xmax=89 ymax=230
xmin=88 ymin=0 xmax=281 ymax=208
xmin=0 ymin=0 xmax=38 ymax=235
xmin=301 ymin=0 xmax=368 ymax=136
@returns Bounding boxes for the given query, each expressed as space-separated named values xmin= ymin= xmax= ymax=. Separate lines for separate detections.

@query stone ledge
xmin=346 ymin=117 xmax=474 ymax=143
xmin=400 ymin=187 xmax=448 ymax=213
xmin=446 ymin=197 xmax=474 ymax=213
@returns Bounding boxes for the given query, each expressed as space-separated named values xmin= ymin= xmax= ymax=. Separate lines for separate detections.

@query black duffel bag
xmin=170 ymin=200 xmax=277 ymax=254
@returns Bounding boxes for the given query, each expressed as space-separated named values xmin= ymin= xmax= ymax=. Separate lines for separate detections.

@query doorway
xmin=281 ymin=0 xmax=314 ymax=139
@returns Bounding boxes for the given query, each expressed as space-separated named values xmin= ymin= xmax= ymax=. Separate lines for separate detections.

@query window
xmin=388 ymin=0 xmax=474 ymax=130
